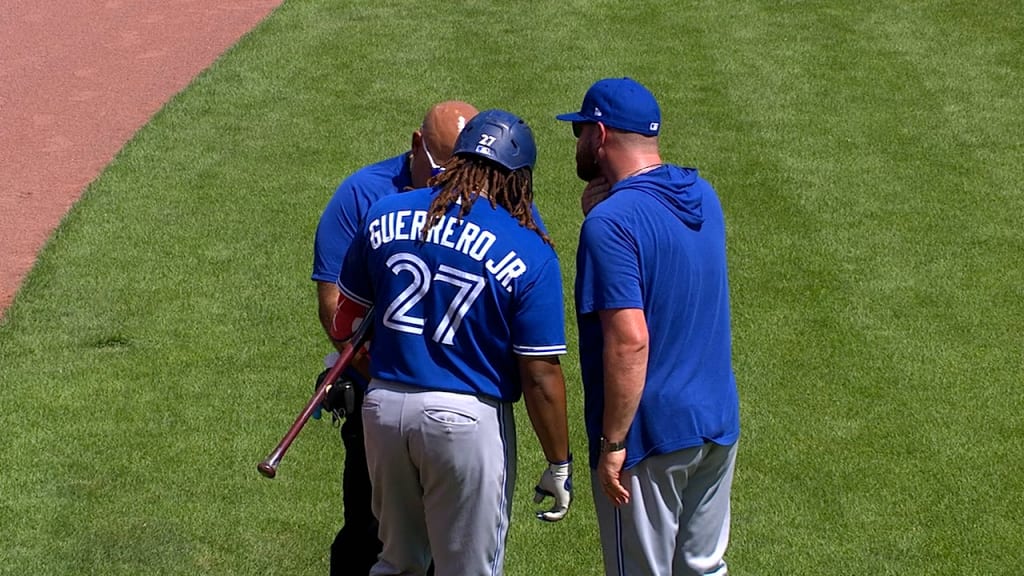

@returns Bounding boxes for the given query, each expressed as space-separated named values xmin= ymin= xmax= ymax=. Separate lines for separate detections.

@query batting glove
xmin=313 ymin=352 xmax=357 ymax=422
xmin=533 ymin=456 xmax=573 ymax=522
xmin=311 ymin=352 xmax=340 ymax=421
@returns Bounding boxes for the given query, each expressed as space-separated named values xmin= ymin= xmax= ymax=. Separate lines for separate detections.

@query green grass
xmin=2 ymin=0 xmax=1022 ymax=574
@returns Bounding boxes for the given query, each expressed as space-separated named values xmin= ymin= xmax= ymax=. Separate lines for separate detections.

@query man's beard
xmin=575 ymin=144 xmax=600 ymax=182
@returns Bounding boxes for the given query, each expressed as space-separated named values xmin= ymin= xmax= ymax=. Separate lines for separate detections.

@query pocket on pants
xmin=423 ymin=407 xmax=479 ymax=426
xmin=361 ymin=390 xmax=382 ymax=413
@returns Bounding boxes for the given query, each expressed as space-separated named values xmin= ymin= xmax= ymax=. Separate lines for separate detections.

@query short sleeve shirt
xmin=339 ymin=188 xmax=567 ymax=402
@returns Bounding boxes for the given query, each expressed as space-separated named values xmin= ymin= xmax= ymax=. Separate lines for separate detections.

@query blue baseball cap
xmin=555 ymin=77 xmax=661 ymax=136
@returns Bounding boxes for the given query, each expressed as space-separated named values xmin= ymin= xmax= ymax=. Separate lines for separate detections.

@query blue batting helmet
xmin=452 ymin=109 xmax=537 ymax=171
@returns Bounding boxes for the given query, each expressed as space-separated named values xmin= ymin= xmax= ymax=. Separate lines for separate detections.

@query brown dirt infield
xmin=0 ymin=0 xmax=283 ymax=317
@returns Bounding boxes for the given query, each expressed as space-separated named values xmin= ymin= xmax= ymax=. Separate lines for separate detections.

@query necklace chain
xmin=625 ymin=163 xmax=662 ymax=179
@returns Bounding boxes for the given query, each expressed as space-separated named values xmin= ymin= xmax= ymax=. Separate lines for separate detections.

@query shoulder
xmin=363 ymin=186 xmax=432 ymax=219
xmin=517 ymin=231 xmax=559 ymax=262
xmin=511 ymin=226 xmax=561 ymax=274
xmin=589 ymin=185 xmax=651 ymax=221
xmin=581 ymin=205 xmax=633 ymax=237
xmin=332 ymin=153 xmax=410 ymax=204
xmin=355 ymin=153 xmax=410 ymax=181
xmin=485 ymin=203 xmax=555 ymax=250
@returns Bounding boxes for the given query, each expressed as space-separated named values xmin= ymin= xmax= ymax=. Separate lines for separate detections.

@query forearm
xmin=521 ymin=357 xmax=571 ymax=463
xmin=599 ymin=309 xmax=649 ymax=443
xmin=316 ymin=281 xmax=346 ymax=353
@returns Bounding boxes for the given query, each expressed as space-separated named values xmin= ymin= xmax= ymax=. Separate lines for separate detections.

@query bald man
xmin=312 ymin=100 xmax=478 ymax=576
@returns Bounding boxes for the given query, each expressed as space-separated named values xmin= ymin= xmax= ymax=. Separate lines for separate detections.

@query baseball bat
xmin=257 ymin=309 xmax=374 ymax=479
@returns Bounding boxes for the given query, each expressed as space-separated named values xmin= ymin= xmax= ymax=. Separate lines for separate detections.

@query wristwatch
xmin=600 ymin=437 xmax=626 ymax=453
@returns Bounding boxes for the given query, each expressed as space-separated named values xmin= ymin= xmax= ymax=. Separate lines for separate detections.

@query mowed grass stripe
xmin=690 ymin=1 xmax=1023 ymax=574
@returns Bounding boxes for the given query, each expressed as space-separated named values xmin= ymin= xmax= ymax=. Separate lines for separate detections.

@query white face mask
xmin=422 ymin=139 xmax=445 ymax=177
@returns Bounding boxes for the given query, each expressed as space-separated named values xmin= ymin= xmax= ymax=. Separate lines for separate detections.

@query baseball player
xmin=557 ymin=77 xmax=741 ymax=576
xmin=312 ymin=100 xmax=479 ymax=575
xmin=329 ymin=109 xmax=573 ymax=576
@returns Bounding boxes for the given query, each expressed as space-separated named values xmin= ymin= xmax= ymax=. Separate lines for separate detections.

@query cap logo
xmin=474 ymin=144 xmax=494 ymax=157
xmin=650 ymin=122 xmax=659 ymax=131
xmin=593 ymin=107 xmax=603 ymax=117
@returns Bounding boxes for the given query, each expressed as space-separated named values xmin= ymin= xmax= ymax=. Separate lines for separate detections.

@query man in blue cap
xmin=557 ymin=78 xmax=741 ymax=576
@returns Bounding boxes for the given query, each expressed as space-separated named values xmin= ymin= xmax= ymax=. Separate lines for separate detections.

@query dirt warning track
xmin=0 ymin=0 xmax=283 ymax=315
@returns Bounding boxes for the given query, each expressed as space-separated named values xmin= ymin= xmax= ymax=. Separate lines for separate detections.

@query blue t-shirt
xmin=338 ymin=187 xmax=567 ymax=402
xmin=312 ymin=153 xmax=412 ymax=283
xmin=575 ymin=164 xmax=740 ymax=470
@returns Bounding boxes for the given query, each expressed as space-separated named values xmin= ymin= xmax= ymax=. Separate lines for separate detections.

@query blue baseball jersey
xmin=312 ymin=153 xmax=412 ymax=284
xmin=575 ymin=164 xmax=740 ymax=470
xmin=338 ymin=187 xmax=567 ymax=402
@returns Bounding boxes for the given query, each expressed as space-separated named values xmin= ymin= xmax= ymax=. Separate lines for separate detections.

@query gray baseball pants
xmin=362 ymin=379 xmax=517 ymax=576
xmin=592 ymin=441 xmax=738 ymax=576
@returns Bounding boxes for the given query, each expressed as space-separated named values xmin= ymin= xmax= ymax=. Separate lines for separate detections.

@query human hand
xmin=313 ymin=368 xmax=357 ymax=420
xmin=581 ymin=177 xmax=611 ymax=216
xmin=597 ymin=449 xmax=629 ymax=507
xmin=533 ymin=457 xmax=573 ymax=521
xmin=311 ymin=352 xmax=339 ymax=421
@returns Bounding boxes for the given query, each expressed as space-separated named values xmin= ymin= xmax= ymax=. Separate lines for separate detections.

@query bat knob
xmin=257 ymin=461 xmax=278 ymax=479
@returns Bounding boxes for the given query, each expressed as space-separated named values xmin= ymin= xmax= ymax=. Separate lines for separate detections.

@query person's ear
xmin=596 ymin=122 xmax=609 ymax=163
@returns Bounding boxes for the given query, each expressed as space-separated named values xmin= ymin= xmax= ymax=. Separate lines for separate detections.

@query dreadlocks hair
xmin=421 ymin=155 xmax=553 ymax=247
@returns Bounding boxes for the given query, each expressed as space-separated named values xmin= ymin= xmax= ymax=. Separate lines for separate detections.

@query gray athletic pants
xmin=362 ymin=379 xmax=517 ymax=576
xmin=592 ymin=441 xmax=738 ymax=576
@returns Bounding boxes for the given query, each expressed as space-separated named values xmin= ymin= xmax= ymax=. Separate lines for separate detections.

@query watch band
xmin=600 ymin=437 xmax=626 ymax=453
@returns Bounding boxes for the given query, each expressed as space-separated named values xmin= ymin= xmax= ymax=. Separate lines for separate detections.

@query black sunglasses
xmin=572 ymin=121 xmax=595 ymax=139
